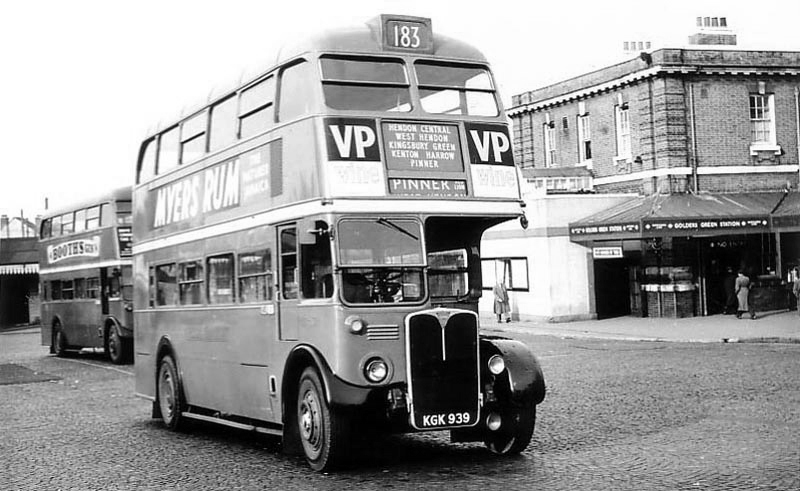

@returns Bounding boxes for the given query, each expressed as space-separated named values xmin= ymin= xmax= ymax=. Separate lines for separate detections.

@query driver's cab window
xmin=301 ymin=229 xmax=333 ymax=299
xmin=280 ymin=228 xmax=298 ymax=299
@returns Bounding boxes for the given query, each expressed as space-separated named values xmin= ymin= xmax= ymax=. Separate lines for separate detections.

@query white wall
xmin=479 ymin=193 xmax=636 ymax=322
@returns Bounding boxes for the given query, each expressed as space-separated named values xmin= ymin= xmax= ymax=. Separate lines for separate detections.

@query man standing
xmin=792 ymin=267 xmax=800 ymax=317
xmin=493 ymin=281 xmax=510 ymax=323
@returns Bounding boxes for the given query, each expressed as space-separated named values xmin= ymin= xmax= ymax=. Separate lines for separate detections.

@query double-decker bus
xmin=39 ymin=187 xmax=134 ymax=364
xmin=133 ymin=14 xmax=545 ymax=471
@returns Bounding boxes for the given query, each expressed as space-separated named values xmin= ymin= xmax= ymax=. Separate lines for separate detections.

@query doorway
xmin=593 ymin=258 xmax=630 ymax=319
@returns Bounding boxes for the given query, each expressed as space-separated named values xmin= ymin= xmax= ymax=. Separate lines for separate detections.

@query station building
xmin=0 ymin=215 xmax=40 ymax=327
xmin=481 ymin=21 xmax=800 ymax=320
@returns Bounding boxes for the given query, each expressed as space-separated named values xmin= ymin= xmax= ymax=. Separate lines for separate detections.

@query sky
xmin=1 ymin=0 xmax=799 ymax=218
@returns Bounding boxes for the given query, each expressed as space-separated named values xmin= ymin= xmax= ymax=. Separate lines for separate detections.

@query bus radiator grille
xmin=366 ymin=324 xmax=400 ymax=340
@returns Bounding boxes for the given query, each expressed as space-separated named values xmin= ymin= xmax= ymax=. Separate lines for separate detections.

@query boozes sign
xmin=47 ymin=237 xmax=100 ymax=264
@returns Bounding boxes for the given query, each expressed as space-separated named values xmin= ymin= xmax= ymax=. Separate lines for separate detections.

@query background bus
xmin=134 ymin=14 xmax=544 ymax=471
xmin=39 ymin=187 xmax=133 ymax=364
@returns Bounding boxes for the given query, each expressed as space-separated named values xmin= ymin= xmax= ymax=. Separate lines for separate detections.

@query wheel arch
xmin=480 ymin=336 xmax=546 ymax=406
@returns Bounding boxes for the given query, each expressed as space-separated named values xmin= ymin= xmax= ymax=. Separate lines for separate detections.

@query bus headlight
xmin=364 ymin=358 xmax=388 ymax=383
xmin=488 ymin=354 xmax=505 ymax=375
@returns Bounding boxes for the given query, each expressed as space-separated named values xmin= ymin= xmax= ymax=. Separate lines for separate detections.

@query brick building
xmin=498 ymin=42 xmax=800 ymax=319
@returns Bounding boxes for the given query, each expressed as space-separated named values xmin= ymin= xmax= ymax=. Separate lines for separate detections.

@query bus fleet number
xmin=393 ymin=24 xmax=420 ymax=48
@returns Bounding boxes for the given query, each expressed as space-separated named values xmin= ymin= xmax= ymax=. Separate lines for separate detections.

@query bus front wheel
xmin=296 ymin=367 xmax=349 ymax=472
xmin=484 ymin=406 xmax=536 ymax=455
xmin=157 ymin=355 xmax=186 ymax=431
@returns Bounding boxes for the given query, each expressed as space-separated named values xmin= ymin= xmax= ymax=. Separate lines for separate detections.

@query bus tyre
xmin=297 ymin=367 xmax=349 ymax=472
xmin=53 ymin=323 xmax=69 ymax=358
xmin=484 ymin=406 xmax=536 ymax=455
xmin=157 ymin=355 xmax=186 ymax=431
xmin=106 ymin=327 xmax=126 ymax=365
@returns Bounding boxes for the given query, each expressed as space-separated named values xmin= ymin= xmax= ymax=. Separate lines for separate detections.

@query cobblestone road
xmin=1 ymin=328 xmax=798 ymax=490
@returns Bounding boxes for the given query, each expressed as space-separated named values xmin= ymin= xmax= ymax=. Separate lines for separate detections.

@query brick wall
xmin=510 ymin=68 xmax=800 ymax=195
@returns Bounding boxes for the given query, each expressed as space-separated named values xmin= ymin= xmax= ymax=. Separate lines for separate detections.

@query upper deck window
xmin=320 ymin=56 xmax=411 ymax=113
xmin=158 ymin=127 xmax=180 ymax=174
xmin=239 ymin=76 xmax=275 ymax=138
xmin=415 ymin=62 xmax=498 ymax=116
xmin=180 ymin=110 xmax=207 ymax=163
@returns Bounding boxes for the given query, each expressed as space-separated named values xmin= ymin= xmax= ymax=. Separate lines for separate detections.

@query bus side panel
xmin=134 ymin=253 xmax=156 ymax=399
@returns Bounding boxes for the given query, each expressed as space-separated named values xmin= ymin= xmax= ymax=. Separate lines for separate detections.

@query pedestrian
xmin=734 ymin=270 xmax=756 ymax=320
xmin=493 ymin=281 xmax=511 ymax=323
xmin=792 ymin=267 xmax=800 ymax=317
xmin=722 ymin=266 xmax=737 ymax=315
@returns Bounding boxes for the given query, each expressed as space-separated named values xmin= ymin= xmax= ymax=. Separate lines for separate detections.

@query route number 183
xmin=384 ymin=19 xmax=431 ymax=51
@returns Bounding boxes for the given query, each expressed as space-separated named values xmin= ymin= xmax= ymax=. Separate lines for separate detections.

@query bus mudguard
xmin=284 ymin=345 xmax=374 ymax=409
xmin=480 ymin=337 xmax=546 ymax=406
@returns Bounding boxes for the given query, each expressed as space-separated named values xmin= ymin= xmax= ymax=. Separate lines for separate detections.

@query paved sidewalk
xmin=483 ymin=309 xmax=800 ymax=343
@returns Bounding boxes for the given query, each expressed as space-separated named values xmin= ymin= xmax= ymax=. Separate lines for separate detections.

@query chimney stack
xmin=689 ymin=16 xmax=736 ymax=46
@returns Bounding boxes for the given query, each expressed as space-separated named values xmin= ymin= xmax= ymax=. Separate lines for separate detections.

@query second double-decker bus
xmin=39 ymin=187 xmax=134 ymax=364
xmin=133 ymin=14 xmax=545 ymax=471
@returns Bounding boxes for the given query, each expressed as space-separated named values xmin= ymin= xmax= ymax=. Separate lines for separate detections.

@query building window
xmin=207 ymin=253 xmax=235 ymax=304
xmin=615 ymin=104 xmax=631 ymax=159
xmin=179 ymin=260 xmax=204 ymax=305
xmin=481 ymin=257 xmax=529 ymax=292
xmin=543 ymin=123 xmax=556 ymax=167
xmin=749 ymin=94 xmax=775 ymax=144
xmin=578 ymin=114 xmax=592 ymax=164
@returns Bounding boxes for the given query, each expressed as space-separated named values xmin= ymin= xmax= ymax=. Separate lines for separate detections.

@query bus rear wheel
xmin=484 ymin=406 xmax=536 ymax=455
xmin=157 ymin=355 xmax=186 ymax=431
xmin=53 ymin=323 xmax=69 ymax=357
xmin=106 ymin=327 xmax=126 ymax=365
xmin=296 ymin=367 xmax=349 ymax=472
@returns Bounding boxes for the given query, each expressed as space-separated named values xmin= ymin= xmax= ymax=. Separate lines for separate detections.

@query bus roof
xmin=276 ymin=18 xmax=488 ymax=64
xmin=42 ymin=186 xmax=131 ymax=220
xmin=148 ymin=15 xmax=489 ymax=136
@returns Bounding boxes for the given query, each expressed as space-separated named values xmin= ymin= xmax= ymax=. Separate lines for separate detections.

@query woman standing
xmin=734 ymin=270 xmax=756 ymax=320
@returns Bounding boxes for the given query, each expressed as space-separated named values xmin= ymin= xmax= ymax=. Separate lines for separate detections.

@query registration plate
xmin=419 ymin=411 xmax=475 ymax=429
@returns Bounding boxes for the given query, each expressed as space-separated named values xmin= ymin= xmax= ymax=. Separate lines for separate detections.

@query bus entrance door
xmin=278 ymin=226 xmax=299 ymax=341
xmin=99 ymin=267 xmax=110 ymax=315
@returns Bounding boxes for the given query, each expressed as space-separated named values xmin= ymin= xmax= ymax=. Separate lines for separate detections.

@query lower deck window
xmin=208 ymin=254 xmax=234 ymax=304
xmin=179 ymin=260 xmax=204 ymax=305
xmin=156 ymin=264 xmax=178 ymax=306
xmin=239 ymin=250 xmax=272 ymax=303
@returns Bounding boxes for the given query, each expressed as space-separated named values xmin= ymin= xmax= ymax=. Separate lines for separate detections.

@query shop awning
xmin=570 ymin=192 xmax=785 ymax=242
xmin=771 ymin=192 xmax=800 ymax=230
xmin=0 ymin=263 xmax=39 ymax=275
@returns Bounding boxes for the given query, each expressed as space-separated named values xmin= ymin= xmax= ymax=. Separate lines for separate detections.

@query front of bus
xmin=302 ymin=14 xmax=545 ymax=459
